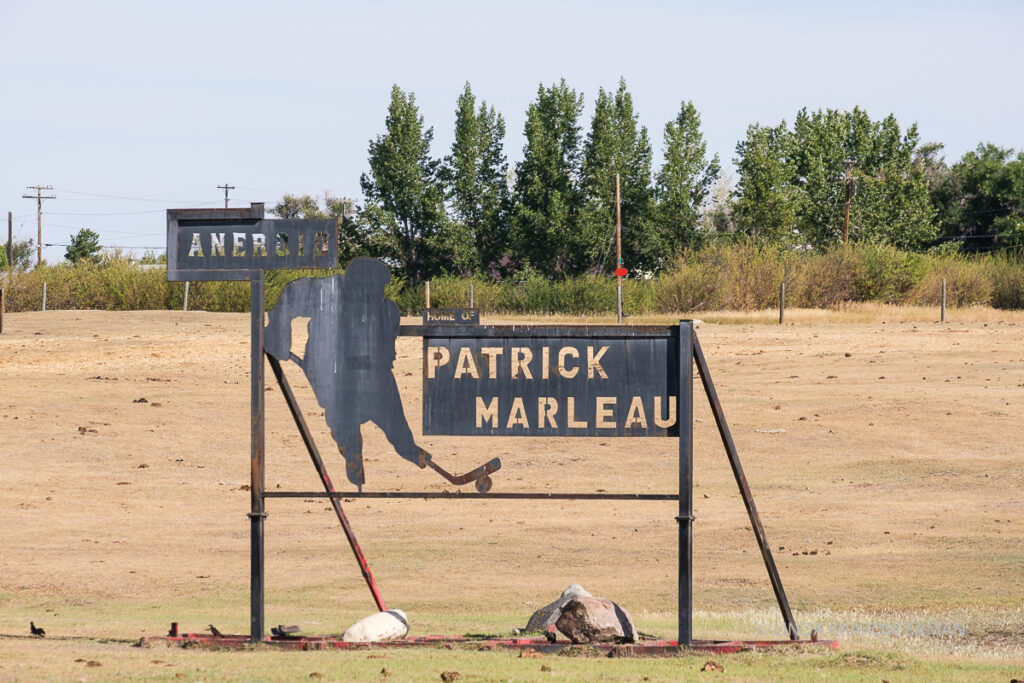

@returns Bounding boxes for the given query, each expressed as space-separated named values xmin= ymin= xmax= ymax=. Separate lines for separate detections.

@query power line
xmin=22 ymin=185 xmax=55 ymax=267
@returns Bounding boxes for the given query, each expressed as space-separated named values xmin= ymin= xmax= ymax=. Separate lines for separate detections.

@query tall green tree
xmin=939 ymin=144 xmax=1024 ymax=250
xmin=733 ymin=108 xmax=936 ymax=249
xmin=65 ymin=228 xmax=102 ymax=264
xmin=790 ymin=107 xmax=935 ymax=249
xmin=271 ymin=193 xmax=367 ymax=266
xmin=733 ymin=122 xmax=801 ymax=242
xmin=581 ymin=78 xmax=657 ymax=273
xmin=510 ymin=80 xmax=587 ymax=277
xmin=8 ymin=238 xmax=35 ymax=269
xmin=655 ymin=100 xmax=720 ymax=256
xmin=359 ymin=85 xmax=447 ymax=285
xmin=441 ymin=82 xmax=510 ymax=275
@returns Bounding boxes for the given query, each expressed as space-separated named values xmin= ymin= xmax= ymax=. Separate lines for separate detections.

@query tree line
xmin=272 ymin=80 xmax=1022 ymax=284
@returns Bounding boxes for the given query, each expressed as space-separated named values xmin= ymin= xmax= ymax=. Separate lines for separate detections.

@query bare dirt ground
xmin=0 ymin=308 xmax=1022 ymax=675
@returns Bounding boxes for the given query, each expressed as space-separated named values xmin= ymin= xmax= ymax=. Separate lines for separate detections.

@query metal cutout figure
xmin=265 ymin=257 xmax=499 ymax=491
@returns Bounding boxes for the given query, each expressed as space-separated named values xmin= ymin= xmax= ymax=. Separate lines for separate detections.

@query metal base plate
xmin=139 ymin=632 xmax=838 ymax=655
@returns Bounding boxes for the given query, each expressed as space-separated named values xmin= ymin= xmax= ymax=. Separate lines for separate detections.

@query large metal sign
xmin=166 ymin=203 xmax=336 ymax=281
xmin=422 ymin=327 xmax=680 ymax=437
xmin=164 ymin=207 xmax=797 ymax=647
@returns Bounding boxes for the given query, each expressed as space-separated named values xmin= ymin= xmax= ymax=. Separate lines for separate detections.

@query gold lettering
xmin=558 ymin=347 xmax=579 ymax=379
xmin=210 ymin=232 xmax=226 ymax=257
xmin=481 ymin=347 xmax=503 ymax=378
xmin=507 ymin=397 xmax=528 ymax=428
xmin=654 ymin=396 xmax=677 ymax=428
xmin=595 ymin=396 xmax=616 ymax=428
xmin=453 ymin=347 xmax=479 ymax=379
xmin=511 ymin=347 xmax=533 ymax=379
xmin=426 ymin=346 xmax=450 ymax=379
xmin=538 ymin=397 xmax=558 ymax=428
xmin=187 ymin=233 xmax=204 ymax=257
xmin=566 ymin=396 xmax=587 ymax=428
xmin=233 ymin=232 xmax=247 ymax=257
xmin=476 ymin=396 xmax=498 ymax=428
xmin=624 ymin=396 xmax=648 ymax=429
xmin=588 ymin=345 xmax=609 ymax=379
xmin=252 ymin=233 xmax=268 ymax=257
xmin=541 ymin=346 xmax=551 ymax=379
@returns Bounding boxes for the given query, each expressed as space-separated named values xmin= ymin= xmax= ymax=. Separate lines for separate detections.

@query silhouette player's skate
xmin=264 ymin=258 xmax=499 ymax=492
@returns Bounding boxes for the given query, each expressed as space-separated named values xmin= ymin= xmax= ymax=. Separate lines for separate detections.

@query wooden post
xmin=183 ymin=281 xmax=190 ymax=312
xmin=1 ymin=287 xmax=5 ymax=334
xmin=843 ymin=160 xmax=852 ymax=244
xmin=425 ymin=280 xmax=431 ymax=309
xmin=615 ymin=174 xmax=623 ymax=325
xmin=6 ymin=211 xmax=11 ymax=271
xmin=779 ymin=282 xmax=785 ymax=324
xmin=941 ymin=278 xmax=946 ymax=323
xmin=469 ymin=283 xmax=474 ymax=309
xmin=42 ymin=282 xmax=47 ymax=312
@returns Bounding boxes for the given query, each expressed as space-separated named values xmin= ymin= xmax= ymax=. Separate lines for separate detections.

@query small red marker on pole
xmin=614 ymin=266 xmax=627 ymax=278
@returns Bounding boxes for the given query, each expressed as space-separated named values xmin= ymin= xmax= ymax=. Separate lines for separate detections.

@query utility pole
xmin=843 ymin=160 xmax=852 ymax=244
xmin=615 ymin=173 xmax=623 ymax=324
xmin=22 ymin=185 xmax=55 ymax=267
xmin=218 ymin=183 xmax=235 ymax=209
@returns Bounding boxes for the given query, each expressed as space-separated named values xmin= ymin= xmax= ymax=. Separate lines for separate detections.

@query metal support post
xmin=249 ymin=271 xmax=266 ymax=643
xmin=692 ymin=333 xmax=797 ymax=639
xmin=677 ymin=321 xmax=694 ymax=646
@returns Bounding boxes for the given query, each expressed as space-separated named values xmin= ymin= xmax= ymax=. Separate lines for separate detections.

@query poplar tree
xmin=581 ymin=78 xmax=656 ymax=273
xmin=510 ymin=80 xmax=587 ymax=277
xmin=732 ymin=122 xmax=801 ymax=242
xmin=442 ymin=82 xmax=510 ymax=275
xmin=655 ymin=100 xmax=720 ymax=255
xmin=359 ymin=85 xmax=446 ymax=284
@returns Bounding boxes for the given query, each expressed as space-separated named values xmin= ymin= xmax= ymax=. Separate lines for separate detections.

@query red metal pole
xmin=267 ymin=354 xmax=388 ymax=612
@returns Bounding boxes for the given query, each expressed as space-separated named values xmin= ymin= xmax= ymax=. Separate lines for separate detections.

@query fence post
xmin=425 ymin=280 xmax=431 ymax=309
xmin=779 ymin=282 xmax=785 ymax=324
xmin=940 ymin=278 xmax=947 ymax=323
xmin=0 ymin=287 xmax=4 ymax=334
xmin=42 ymin=281 xmax=47 ymax=312
xmin=469 ymin=283 xmax=474 ymax=309
xmin=183 ymin=281 xmax=190 ymax=312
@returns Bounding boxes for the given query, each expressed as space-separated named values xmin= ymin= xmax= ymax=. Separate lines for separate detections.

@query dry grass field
xmin=1 ymin=305 xmax=1022 ymax=681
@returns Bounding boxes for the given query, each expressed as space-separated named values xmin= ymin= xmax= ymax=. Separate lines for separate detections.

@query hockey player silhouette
xmin=264 ymin=258 xmax=499 ymax=491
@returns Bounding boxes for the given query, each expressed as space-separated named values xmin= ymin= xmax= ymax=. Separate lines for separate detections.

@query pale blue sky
xmin=2 ymin=0 xmax=1022 ymax=262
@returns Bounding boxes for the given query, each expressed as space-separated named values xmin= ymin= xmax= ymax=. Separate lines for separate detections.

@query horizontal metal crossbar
xmin=263 ymin=491 xmax=678 ymax=501
xmin=399 ymin=324 xmax=682 ymax=339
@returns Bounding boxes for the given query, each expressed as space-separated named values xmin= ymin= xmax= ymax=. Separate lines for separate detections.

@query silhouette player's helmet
xmin=345 ymin=258 xmax=391 ymax=295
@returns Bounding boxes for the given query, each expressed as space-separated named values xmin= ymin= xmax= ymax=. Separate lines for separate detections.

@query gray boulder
xmin=524 ymin=583 xmax=592 ymax=633
xmin=555 ymin=596 xmax=637 ymax=644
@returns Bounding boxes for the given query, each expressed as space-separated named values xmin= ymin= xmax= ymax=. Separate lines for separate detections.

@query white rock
xmin=341 ymin=609 xmax=409 ymax=642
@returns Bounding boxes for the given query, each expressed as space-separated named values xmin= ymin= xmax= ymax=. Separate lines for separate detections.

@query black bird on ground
xmin=30 ymin=622 xmax=45 ymax=637
xmin=207 ymin=624 xmax=223 ymax=637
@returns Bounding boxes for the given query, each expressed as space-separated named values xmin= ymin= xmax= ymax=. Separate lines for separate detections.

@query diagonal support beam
xmin=266 ymin=353 xmax=388 ymax=613
xmin=691 ymin=332 xmax=799 ymax=640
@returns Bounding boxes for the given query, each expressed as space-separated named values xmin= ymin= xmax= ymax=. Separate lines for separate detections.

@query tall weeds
xmin=2 ymin=246 xmax=1022 ymax=314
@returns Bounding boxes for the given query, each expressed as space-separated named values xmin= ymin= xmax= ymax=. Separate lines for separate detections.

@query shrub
xmin=987 ymin=255 xmax=1024 ymax=310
